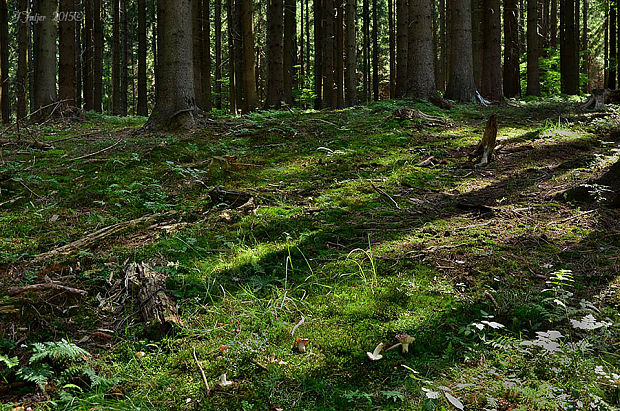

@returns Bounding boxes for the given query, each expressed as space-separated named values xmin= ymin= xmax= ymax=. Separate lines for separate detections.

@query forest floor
xmin=0 ymin=98 xmax=619 ymax=410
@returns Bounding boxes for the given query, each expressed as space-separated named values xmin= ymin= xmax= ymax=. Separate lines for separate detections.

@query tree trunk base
xmin=580 ymin=89 xmax=620 ymax=110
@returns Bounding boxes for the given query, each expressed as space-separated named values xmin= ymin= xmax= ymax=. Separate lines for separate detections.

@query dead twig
xmin=370 ymin=182 xmax=400 ymax=209
xmin=70 ymin=138 xmax=122 ymax=161
xmin=192 ymin=346 xmax=211 ymax=394
xmin=547 ymin=209 xmax=596 ymax=225
xmin=8 ymin=283 xmax=87 ymax=296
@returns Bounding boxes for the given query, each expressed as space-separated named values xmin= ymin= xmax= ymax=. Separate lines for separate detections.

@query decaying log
xmin=30 ymin=211 xmax=176 ymax=263
xmin=8 ymin=283 xmax=87 ymax=296
xmin=470 ymin=115 xmax=498 ymax=168
xmin=0 ymin=138 xmax=52 ymax=150
xmin=392 ymin=108 xmax=443 ymax=122
xmin=209 ymin=186 xmax=254 ymax=207
xmin=125 ymin=262 xmax=183 ymax=333
xmin=429 ymin=93 xmax=453 ymax=110
xmin=580 ymin=88 xmax=620 ymax=110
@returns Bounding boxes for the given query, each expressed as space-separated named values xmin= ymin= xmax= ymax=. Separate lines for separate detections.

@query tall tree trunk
xmin=362 ymin=0 xmax=368 ymax=101
xmin=83 ymin=0 xmax=93 ymax=111
xmin=59 ymin=0 xmax=77 ymax=110
xmin=227 ymin=0 xmax=237 ymax=113
xmin=266 ymin=0 xmax=284 ymax=107
xmin=120 ymin=0 xmax=128 ymax=115
xmin=113 ymin=0 xmax=121 ymax=114
xmin=305 ymin=0 xmax=310 ymax=75
xmin=93 ymin=0 xmax=103 ymax=112
xmin=214 ymin=0 xmax=222 ymax=109
xmin=345 ymin=0 xmax=357 ymax=106
xmin=300 ymin=0 xmax=304 ymax=78
xmin=336 ymin=0 xmax=344 ymax=107
xmin=471 ymin=0 xmax=483 ymax=89
xmin=75 ymin=0 xmax=82 ymax=108
xmin=372 ymin=0 xmax=378 ymax=101
xmin=240 ymin=0 xmax=257 ymax=111
xmin=0 ymin=0 xmax=9 ymax=123
xmin=444 ymin=0 xmax=477 ymax=102
xmin=17 ymin=0 xmax=29 ymax=120
xmin=527 ymin=0 xmax=541 ymax=96
xmin=609 ymin=0 xmax=617 ymax=89
xmin=146 ymin=0 xmax=195 ymax=129
xmin=561 ymin=0 xmax=579 ymax=93
xmin=395 ymin=0 xmax=408 ymax=97
xmin=388 ymin=0 xmax=395 ymax=98
xmin=604 ymin=0 xmax=608 ymax=87
xmin=33 ymin=0 xmax=58 ymax=119
xmin=550 ymin=0 xmax=558 ymax=47
xmin=202 ymin=0 xmax=213 ymax=111
xmin=232 ymin=0 xmax=243 ymax=110
xmin=192 ymin=0 xmax=203 ymax=109
xmin=323 ymin=0 xmax=336 ymax=107
xmin=541 ymin=0 xmax=549 ymax=48
xmin=137 ymin=0 xmax=148 ymax=115
xmin=581 ymin=0 xmax=587 ymax=93
xmin=407 ymin=0 xmax=436 ymax=99
xmin=481 ymin=0 xmax=503 ymax=101
xmin=283 ymin=0 xmax=296 ymax=105
xmin=438 ymin=0 xmax=446 ymax=90
xmin=313 ymin=0 xmax=323 ymax=109
xmin=504 ymin=0 xmax=521 ymax=97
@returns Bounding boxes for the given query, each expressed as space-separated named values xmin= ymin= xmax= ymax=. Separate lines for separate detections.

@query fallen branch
xmin=192 ymin=346 xmax=211 ymax=394
xmin=8 ymin=283 xmax=87 ymax=296
xmin=31 ymin=211 xmax=176 ymax=263
xmin=547 ymin=209 xmax=596 ymax=225
xmin=70 ymin=139 xmax=122 ymax=161
xmin=0 ymin=138 xmax=51 ymax=150
xmin=370 ymin=182 xmax=400 ymax=209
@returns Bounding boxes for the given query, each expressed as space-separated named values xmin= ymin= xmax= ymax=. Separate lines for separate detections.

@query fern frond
xmin=0 ymin=353 xmax=18 ymax=369
xmin=30 ymin=339 xmax=90 ymax=364
xmin=16 ymin=363 xmax=53 ymax=389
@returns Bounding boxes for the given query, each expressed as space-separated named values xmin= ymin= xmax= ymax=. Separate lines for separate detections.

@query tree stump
xmin=470 ymin=114 xmax=498 ymax=168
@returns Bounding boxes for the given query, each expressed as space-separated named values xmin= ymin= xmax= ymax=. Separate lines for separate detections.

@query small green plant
xmin=346 ymin=236 xmax=379 ymax=290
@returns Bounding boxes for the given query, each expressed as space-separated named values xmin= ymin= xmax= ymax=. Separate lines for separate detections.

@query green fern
xmin=0 ymin=354 xmax=18 ymax=369
xmin=29 ymin=339 xmax=89 ymax=364
xmin=16 ymin=363 xmax=53 ymax=389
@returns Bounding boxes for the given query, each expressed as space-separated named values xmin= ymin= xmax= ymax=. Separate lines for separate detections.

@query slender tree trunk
xmin=550 ymin=0 xmax=557 ymax=47
xmin=59 ymin=0 xmax=77 ymax=110
xmin=120 ymin=0 xmax=128 ymax=115
xmin=146 ymin=0 xmax=195 ymax=129
xmin=202 ymin=0 xmax=213 ymax=111
xmin=345 ymin=0 xmax=357 ymax=106
xmin=604 ymin=0 xmax=608 ymax=87
xmin=83 ymin=0 xmax=93 ymax=110
xmin=305 ymin=0 xmax=310 ymax=75
xmin=561 ymin=0 xmax=579 ymax=93
xmin=581 ymin=0 xmax=587 ymax=93
xmin=152 ymin=0 xmax=158 ymax=100
xmin=17 ymin=0 xmax=29 ymax=120
xmin=300 ymin=0 xmax=304 ymax=78
xmin=336 ymin=0 xmax=344 ymax=107
xmin=93 ymin=0 xmax=103 ymax=112
xmin=192 ymin=0 xmax=203 ymax=108
xmin=266 ymin=0 xmax=284 ymax=108
xmin=471 ymin=0 xmax=483 ymax=89
xmin=227 ymin=0 xmax=237 ymax=113
xmin=33 ymin=0 xmax=58 ymax=119
xmin=113 ymin=0 xmax=121 ymax=114
xmin=609 ymin=0 xmax=617 ymax=89
xmin=527 ymin=0 xmax=541 ymax=95
xmin=444 ymin=0 xmax=477 ymax=102
xmin=395 ymin=0 xmax=408 ymax=97
xmin=75 ymin=0 xmax=81 ymax=108
xmin=438 ymin=0 xmax=446 ymax=90
xmin=372 ymin=0 xmax=378 ymax=100
xmin=137 ymin=0 xmax=148 ymax=115
xmin=323 ymin=0 xmax=336 ymax=107
xmin=232 ymin=0 xmax=243 ymax=110
xmin=481 ymin=0 xmax=503 ymax=101
xmin=541 ymin=0 xmax=549 ymax=48
xmin=313 ymin=0 xmax=323 ymax=108
xmin=407 ymin=0 xmax=436 ymax=99
xmin=283 ymin=0 xmax=296 ymax=105
xmin=214 ymin=0 xmax=222 ymax=109
xmin=388 ymin=0 xmax=395 ymax=98
xmin=0 ymin=0 xmax=9 ymax=122
xmin=240 ymin=0 xmax=256 ymax=111
xmin=504 ymin=0 xmax=520 ymax=97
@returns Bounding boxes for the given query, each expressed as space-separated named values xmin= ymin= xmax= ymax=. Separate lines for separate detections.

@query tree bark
xmin=609 ymin=0 xmax=617 ymax=89
xmin=120 ymin=0 xmax=128 ymax=115
xmin=33 ymin=0 xmax=58 ymax=120
xmin=471 ymin=0 xmax=483 ymax=89
xmin=112 ymin=0 xmax=121 ymax=114
xmin=388 ymin=0 xmax=395 ymax=98
xmin=0 ymin=0 xmax=9 ymax=123
xmin=266 ymin=0 xmax=284 ymax=108
xmin=283 ymin=0 xmax=296 ymax=105
xmin=240 ymin=0 xmax=256 ymax=111
xmin=444 ymin=0 xmax=477 ymax=102
xmin=550 ymin=0 xmax=558 ymax=47
xmin=504 ymin=0 xmax=520 ymax=97
xmin=560 ymin=0 xmax=579 ymax=93
xmin=137 ymin=0 xmax=148 ymax=115
xmin=227 ymin=0 xmax=237 ymax=114
xmin=93 ymin=0 xmax=103 ymax=112
xmin=395 ymin=0 xmax=408 ymax=98
xmin=527 ymin=0 xmax=541 ymax=96
xmin=581 ymin=0 xmax=587 ymax=93
xmin=481 ymin=0 xmax=503 ymax=101
xmin=83 ymin=0 xmax=93 ymax=111
xmin=362 ymin=0 xmax=369 ymax=101
xmin=371 ymin=0 xmax=378 ymax=101
xmin=407 ymin=0 xmax=436 ymax=99
xmin=214 ymin=0 xmax=222 ymax=109
xmin=323 ymin=0 xmax=336 ymax=107
xmin=345 ymin=0 xmax=357 ymax=106
xmin=192 ymin=0 xmax=203 ymax=109
xmin=59 ymin=0 xmax=77 ymax=110
xmin=336 ymin=0 xmax=344 ymax=107
xmin=146 ymin=0 xmax=195 ymax=129
xmin=202 ymin=0 xmax=212 ymax=111
xmin=17 ymin=0 xmax=29 ymax=120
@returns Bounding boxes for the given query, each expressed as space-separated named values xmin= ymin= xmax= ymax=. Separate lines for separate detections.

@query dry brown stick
xmin=547 ymin=209 xmax=596 ymax=226
xmin=370 ymin=182 xmax=400 ymax=209
xmin=8 ymin=283 xmax=88 ymax=296
xmin=70 ymin=139 xmax=122 ymax=161
xmin=192 ymin=346 xmax=211 ymax=393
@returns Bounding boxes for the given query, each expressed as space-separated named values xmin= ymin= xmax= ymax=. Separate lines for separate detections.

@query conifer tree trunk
xmin=395 ymin=0 xmax=408 ymax=97
xmin=550 ymin=0 xmax=558 ymax=47
xmin=372 ymin=0 xmax=378 ymax=101
xmin=232 ymin=0 xmax=243 ymax=110
xmin=214 ymin=0 xmax=222 ymax=109
xmin=93 ymin=0 xmax=103 ymax=112
xmin=609 ymin=0 xmax=617 ymax=89
xmin=146 ymin=0 xmax=195 ymax=129
xmin=444 ymin=0 xmax=477 ymax=102
xmin=581 ymin=0 xmax=587 ymax=92
xmin=120 ymin=0 xmax=128 ymax=115
xmin=202 ymin=0 xmax=213 ymax=111
xmin=59 ymin=0 xmax=77 ymax=110
xmin=323 ymin=0 xmax=336 ymax=107
xmin=527 ymin=0 xmax=541 ymax=95
xmin=313 ymin=0 xmax=323 ymax=109
xmin=300 ymin=0 xmax=304 ymax=78
xmin=266 ymin=0 xmax=284 ymax=108
xmin=345 ymin=0 xmax=357 ymax=106
xmin=438 ymin=0 xmax=446 ymax=91
xmin=113 ymin=0 xmax=121 ymax=114
xmin=471 ymin=0 xmax=483 ymax=89
xmin=481 ymin=0 xmax=503 ymax=101
xmin=504 ymin=0 xmax=520 ymax=97
xmin=0 ymin=0 xmax=9 ymax=123
xmin=33 ymin=0 xmax=58 ymax=119
xmin=306 ymin=0 xmax=310 ymax=74
xmin=336 ymin=0 xmax=344 ymax=107
xmin=560 ymin=0 xmax=579 ymax=93
xmin=407 ymin=0 xmax=436 ymax=99
xmin=227 ymin=0 xmax=237 ymax=113
xmin=17 ymin=0 xmax=29 ymax=120
xmin=83 ymin=0 xmax=94 ymax=111
xmin=192 ymin=0 xmax=203 ymax=109
xmin=362 ymin=0 xmax=369 ymax=101
xmin=388 ymin=0 xmax=395 ymax=98
xmin=240 ymin=0 xmax=256 ymax=111
xmin=75 ymin=0 xmax=82 ymax=108
xmin=283 ymin=0 xmax=296 ymax=105
xmin=137 ymin=0 xmax=148 ymax=115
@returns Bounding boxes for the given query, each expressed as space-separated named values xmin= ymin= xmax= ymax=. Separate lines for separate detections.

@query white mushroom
xmin=366 ymin=343 xmax=385 ymax=360
xmin=396 ymin=334 xmax=415 ymax=353
xmin=219 ymin=373 xmax=233 ymax=387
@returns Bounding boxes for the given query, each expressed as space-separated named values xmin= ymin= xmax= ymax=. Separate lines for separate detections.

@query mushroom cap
xmin=294 ymin=337 xmax=310 ymax=346
xmin=395 ymin=333 xmax=415 ymax=344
